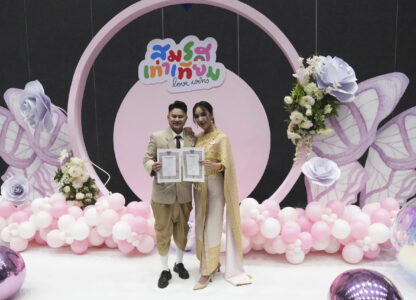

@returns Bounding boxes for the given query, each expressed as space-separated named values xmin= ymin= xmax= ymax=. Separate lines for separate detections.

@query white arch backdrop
xmin=67 ymin=0 xmax=304 ymax=204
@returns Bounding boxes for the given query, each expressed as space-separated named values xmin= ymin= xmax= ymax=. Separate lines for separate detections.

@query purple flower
xmin=1 ymin=175 xmax=32 ymax=206
xmin=315 ymin=56 xmax=358 ymax=102
xmin=19 ymin=80 xmax=53 ymax=132
xmin=302 ymin=157 xmax=341 ymax=186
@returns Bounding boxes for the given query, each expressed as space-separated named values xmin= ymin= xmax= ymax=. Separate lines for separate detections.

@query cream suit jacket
xmin=143 ymin=127 xmax=196 ymax=204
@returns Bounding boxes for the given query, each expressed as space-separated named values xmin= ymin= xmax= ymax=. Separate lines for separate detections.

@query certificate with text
xmin=157 ymin=149 xmax=181 ymax=183
xmin=182 ymin=147 xmax=205 ymax=182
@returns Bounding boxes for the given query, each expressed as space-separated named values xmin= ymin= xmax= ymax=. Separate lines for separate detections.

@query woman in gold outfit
xmin=192 ymin=101 xmax=251 ymax=290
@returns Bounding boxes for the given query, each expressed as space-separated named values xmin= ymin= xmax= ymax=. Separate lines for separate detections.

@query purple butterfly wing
xmin=312 ymin=73 xmax=408 ymax=165
xmin=361 ymin=106 xmax=416 ymax=205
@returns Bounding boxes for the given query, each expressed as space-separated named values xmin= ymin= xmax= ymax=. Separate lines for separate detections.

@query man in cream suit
xmin=143 ymin=100 xmax=195 ymax=289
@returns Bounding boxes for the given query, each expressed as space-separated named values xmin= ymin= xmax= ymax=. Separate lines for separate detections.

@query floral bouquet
xmin=284 ymin=55 xmax=358 ymax=156
xmin=54 ymin=150 xmax=99 ymax=208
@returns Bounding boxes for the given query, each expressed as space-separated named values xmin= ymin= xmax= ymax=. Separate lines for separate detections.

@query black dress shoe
xmin=173 ymin=263 xmax=190 ymax=279
xmin=158 ymin=270 xmax=172 ymax=288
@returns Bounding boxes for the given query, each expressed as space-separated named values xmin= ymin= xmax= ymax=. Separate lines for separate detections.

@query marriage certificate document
xmin=182 ymin=147 xmax=204 ymax=182
xmin=157 ymin=149 xmax=181 ymax=183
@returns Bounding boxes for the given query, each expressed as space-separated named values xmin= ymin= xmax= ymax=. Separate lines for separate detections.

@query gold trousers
xmin=151 ymin=201 xmax=192 ymax=256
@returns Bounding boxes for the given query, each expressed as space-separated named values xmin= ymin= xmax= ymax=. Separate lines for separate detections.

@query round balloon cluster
xmin=236 ymin=197 xmax=400 ymax=264
xmin=0 ymin=193 xmax=156 ymax=254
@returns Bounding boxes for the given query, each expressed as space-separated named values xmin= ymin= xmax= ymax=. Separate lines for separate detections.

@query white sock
xmin=160 ymin=254 xmax=169 ymax=271
xmin=176 ymin=247 xmax=184 ymax=264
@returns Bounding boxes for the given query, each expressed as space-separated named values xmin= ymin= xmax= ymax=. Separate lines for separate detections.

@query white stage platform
xmin=7 ymin=244 xmax=416 ymax=300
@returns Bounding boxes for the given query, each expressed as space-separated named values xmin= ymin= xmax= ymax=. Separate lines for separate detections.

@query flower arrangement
xmin=54 ymin=150 xmax=99 ymax=208
xmin=284 ymin=55 xmax=358 ymax=155
xmin=0 ymin=175 xmax=32 ymax=206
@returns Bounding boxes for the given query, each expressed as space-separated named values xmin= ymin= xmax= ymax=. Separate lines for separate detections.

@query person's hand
xmin=200 ymin=160 xmax=221 ymax=170
xmin=152 ymin=162 xmax=162 ymax=173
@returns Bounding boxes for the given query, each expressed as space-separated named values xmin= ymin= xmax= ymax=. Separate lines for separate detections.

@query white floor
xmin=6 ymin=244 xmax=416 ymax=300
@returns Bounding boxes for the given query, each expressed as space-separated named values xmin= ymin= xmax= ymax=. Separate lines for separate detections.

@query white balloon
xmin=342 ymin=205 xmax=361 ymax=222
xmin=279 ymin=207 xmax=298 ymax=224
xmin=331 ymin=219 xmax=351 ymax=239
xmin=46 ymin=230 xmax=65 ymax=248
xmin=97 ymin=224 xmax=113 ymax=237
xmin=31 ymin=198 xmax=44 ymax=213
xmin=325 ymin=237 xmax=341 ymax=253
xmin=112 ymin=221 xmax=131 ymax=240
xmin=71 ymin=221 xmax=90 ymax=241
xmin=353 ymin=212 xmax=371 ymax=225
xmin=313 ymin=239 xmax=330 ymax=251
xmin=286 ymin=250 xmax=305 ymax=264
xmin=260 ymin=218 xmax=281 ymax=239
xmin=1 ymin=227 xmax=11 ymax=242
xmin=368 ymin=223 xmax=390 ymax=244
xmin=242 ymin=235 xmax=251 ymax=251
xmin=264 ymin=241 xmax=276 ymax=254
xmin=272 ymin=236 xmax=287 ymax=254
xmin=18 ymin=221 xmax=36 ymax=239
xmin=10 ymin=236 xmax=28 ymax=252
xmin=84 ymin=208 xmax=100 ymax=226
xmin=58 ymin=214 xmax=76 ymax=231
xmin=0 ymin=217 xmax=7 ymax=232
xmin=34 ymin=211 xmax=53 ymax=229
xmin=240 ymin=198 xmax=259 ymax=217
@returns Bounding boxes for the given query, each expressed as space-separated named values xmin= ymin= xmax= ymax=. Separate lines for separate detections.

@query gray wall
xmin=0 ymin=0 xmax=414 ymax=207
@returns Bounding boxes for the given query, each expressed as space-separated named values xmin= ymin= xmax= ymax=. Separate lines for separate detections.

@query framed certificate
xmin=182 ymin=147 xmax=204 ymax=182
xmin=157 ymin=149 xmax=181 ymax=183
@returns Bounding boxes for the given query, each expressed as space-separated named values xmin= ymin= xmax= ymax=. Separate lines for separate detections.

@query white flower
xmin=301 ymin=157 xmax=341 ymax=186
xmin=86 ymin=193 xmax=92 ymax=199
xmin=59 ymin=149 xmax=70 ymax=164
xmin=305 ymin=109 xmax=312 ymax=116
xmin=79 ymin=172 xmax=89 ymax=183
xmin=304 ymin=82 xmax=318 ymax=95
xmin=324 ymin=104 xmax=332 ymax=114
xmin=76 ymin=192 xmax=85 ymax=200
xmin=290 ymin=111 xmax=304 ymax=124
xmin=315 ymin=89 xmax=324 ymax=100
xmin=301 ymin=119 xmax=313 ymax=129
xmin=299 ymin=95 xmax=315 ymax=108
xmin=63 ymin=186 xmax=71 ymax=193
xmin=287 ymin=130 xmax=301 ymax=140
xmin=68 ymin=167 xmax=82 ymax=178
xmin=317 ymin=128 xmax=333 ymax=135
xmin=73 ymin=180 xmax=83 ymax=189
xmin=284 ymin=96 xmax=293 ymax=105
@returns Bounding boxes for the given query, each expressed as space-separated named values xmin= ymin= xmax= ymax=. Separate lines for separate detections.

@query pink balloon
xmin=126 ymin=201 xmax=142 ymax=216
xmin=68 ymin=206 xmax=83 ymax=219
xmin=261 ymin=200 xmax=280 ymax=218
xmin=0 ymin=201 xmax=16 ymax=217
xmin=299 ymin=232 xmax=313 ymax=251
xmin=71 ymin=239 xmax=89 ymax=254
xmin=380 ymin=197 xmax=400 ymax=211
xmin=108 ymin=193 xmax=126 ymax=211
xmin=137 ymin=235 xmax=155 ymax=253
xmin=10 ymin=211 xmax=29 ymax=223
xmin=311 ymin=221 xmax=331 ymax=241
xmin=379 ymin=240 xmax=393 ymax=250
xmin=88 ymin=228 xmax=105 ymax=246
xmin=326 ymin=200 xmax=344 ymax=217
xmin=350 ymin=220 xmax=369 ymax=240
xmin=105 ymin=237 xmax=118 ymax=248
xmin=120 ymin=213 xmax=135 ymax=224
xmin=342 ymin=243 xmax=364 ymax=263
xmin=50 ymin=202 xmax=68 ymax=218
xmin=364 ymin=246 xmax=380 ymax=259
xmin=362 ymin=202 xmax=380 ymax=216
xmin=295 ymin=208 xmax=305 ymax=216
xmin=371 ymin=208 xmax=391 ymax=226
xmin=305 ymin=202 xmax=325 ymax=222
xmin=281 ymin=222 xmax=301 ymax=244
xmin=34 ymin=231 xmax=46 ymax=245
xmin=297 ymin=215 xmax=312 ymax=232
xmin=135 ymin=202 xmax=152 ymax=218
xmin=241 ymin=217 xmax=259 ymax=237
xmin=131 ymin=216 xmax=148 ymax=234
xmin=118 ymin=240 xmax=135 ymax=254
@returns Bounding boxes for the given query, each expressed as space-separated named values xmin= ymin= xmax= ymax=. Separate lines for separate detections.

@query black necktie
xmin=175 ymin=136 xmax=181 ymax=149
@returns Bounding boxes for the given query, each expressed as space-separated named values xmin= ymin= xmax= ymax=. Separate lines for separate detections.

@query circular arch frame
xmin=67 ymin=0 xmax=304 ymax=203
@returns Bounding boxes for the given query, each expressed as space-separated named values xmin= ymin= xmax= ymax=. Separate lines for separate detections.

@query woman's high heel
xmin=193 ymin=263 xmax=221 ymax=290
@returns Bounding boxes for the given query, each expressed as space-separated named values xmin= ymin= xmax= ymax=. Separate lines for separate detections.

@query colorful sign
xmin=138 ymin=36 xmax=226 ymax=93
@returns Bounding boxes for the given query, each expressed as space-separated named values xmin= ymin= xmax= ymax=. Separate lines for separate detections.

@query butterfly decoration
xmin=0 ymin=81 xmax=70 ymax=198
xmin=305 ymin=72 xmax=416 ymax=206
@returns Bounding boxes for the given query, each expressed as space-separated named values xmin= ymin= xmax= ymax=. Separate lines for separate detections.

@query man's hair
xmin=168 ymin=100 xmax=187 ymax=113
